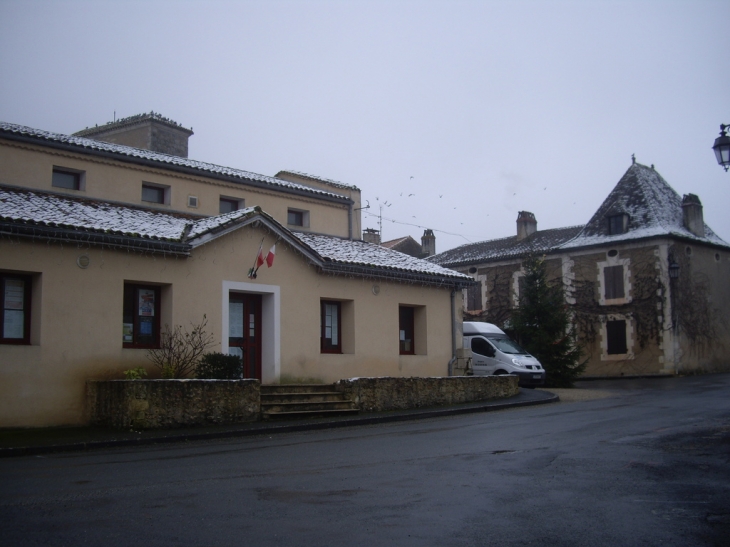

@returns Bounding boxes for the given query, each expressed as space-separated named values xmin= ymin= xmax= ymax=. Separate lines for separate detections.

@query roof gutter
xmin=318 ymin=262 xmax=474 ymax=289
xmin=0 ymin=222 xmax=192 ymax=256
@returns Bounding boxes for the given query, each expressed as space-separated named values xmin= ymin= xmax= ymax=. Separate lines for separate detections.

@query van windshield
xmin=487 ymin=336 xmax=529 ymax=355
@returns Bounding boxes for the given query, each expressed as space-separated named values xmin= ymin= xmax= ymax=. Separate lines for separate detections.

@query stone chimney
xmin=73 ymin=112 xmax=194 ymax=158
xmin=681 ymin=194 xmax=705 ymax=237
xmin=362 ymin=228 xmax=381 ymax=245
xmin=421 ymin=229 xmax=436 ymax=257
xmin=516 ymin=211 xmax=537 ymax=240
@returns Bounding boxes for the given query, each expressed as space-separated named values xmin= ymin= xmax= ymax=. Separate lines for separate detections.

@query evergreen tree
xmin=510 ymin=255 xmax=586 ymax=388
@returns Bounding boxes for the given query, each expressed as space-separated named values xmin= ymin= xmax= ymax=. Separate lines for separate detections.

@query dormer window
xmin=608 ymin=214 xmax=628 ymax=235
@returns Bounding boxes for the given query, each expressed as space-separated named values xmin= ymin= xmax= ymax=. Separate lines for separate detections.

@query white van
xmin=463 ymin=321 xmax=546 ymax=387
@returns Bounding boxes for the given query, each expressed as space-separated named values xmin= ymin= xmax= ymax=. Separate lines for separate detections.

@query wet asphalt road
xmin=1 ymin=374 xmax=729 ymax=547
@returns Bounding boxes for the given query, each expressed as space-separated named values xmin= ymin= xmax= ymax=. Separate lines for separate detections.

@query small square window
xmin=123 ymin=284 xmax=161 ymax=348
xmin=142 ymin=184 xmax=167 ymax=204
xmin=288 ymin=209 xmax=304 ymax=226
xmin=52 ymin=168 xmax=82 ymax=190
xmin=220 ymin=197 xmax=242 ymax=214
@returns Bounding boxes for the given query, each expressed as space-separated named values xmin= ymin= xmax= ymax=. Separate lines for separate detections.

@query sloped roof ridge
xmin=296 ymin=232 xmax=471 ymax=280
xmin=0 ymin=185 xmax=469 ymax=284
xmin=0 ymin=122 xmax=346 ymax=200
xmin=275 ymin=170 xmax=359 ymax=191
xmin=428 ymin=224 xmax=584 ymax=267
xmin=563 ymin=162 xmax=729 ymax=249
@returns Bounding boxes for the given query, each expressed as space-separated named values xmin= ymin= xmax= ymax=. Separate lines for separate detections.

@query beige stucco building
xmin=0 ymin=116 xmax=471 ymax=427
xmin=430 ymin=161 xmax=730 ymax=377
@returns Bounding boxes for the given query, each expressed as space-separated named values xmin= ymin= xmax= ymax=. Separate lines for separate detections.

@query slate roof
xmin=0 ymin=122 xmax=349 ymax=202
xmin=0 ymin=186 xmax=470 ymax=287
xmin=562 ymin=162 xmax=729 ymax=249
xmin=428 ymin=225 xmax=584 ymax=268
xmin=430 ymin=162 xmax=730 ymax=268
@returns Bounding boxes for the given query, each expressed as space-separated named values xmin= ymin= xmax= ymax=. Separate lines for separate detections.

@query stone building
xmin=429 ymin=161 xmax=730 ymax=377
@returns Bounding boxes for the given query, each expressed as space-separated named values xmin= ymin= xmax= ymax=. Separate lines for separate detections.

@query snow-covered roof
xmin=298 ymin=232 xmax=470 ymax=281
xmin=0 ymin=122 xmax=349 ymax=202
xmin=0 ymin=186 xmax=258 ymax=243
xmin=429 ymin=225 xmax=583 ymax=268
xmin=275 ymin=170 xmax=359 ymax=191
xmin=561 ymin=162 xmax=729 ymax=249
xmin=0 ymin=186 xmax=470 ymax=286
xmin=430 ymin=162 xmax=729 ymax=268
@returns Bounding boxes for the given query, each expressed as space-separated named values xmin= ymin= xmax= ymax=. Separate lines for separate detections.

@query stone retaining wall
xmin=333 ymin=375 xmax=519 ymax=412
xmin=87 ymin=379 xmax=260 ymax=429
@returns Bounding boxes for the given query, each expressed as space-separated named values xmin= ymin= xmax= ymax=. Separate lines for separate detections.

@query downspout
xmin=448 ymin=288 xmax=457 ymax=376
xmin=348 ymin=202 xmax=353 ymax=240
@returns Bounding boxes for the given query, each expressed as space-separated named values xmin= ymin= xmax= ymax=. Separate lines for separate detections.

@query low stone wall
xmin=333 ymin=375 xmax=519 ymax=412
xmin=87 ymin=379 xmax=260 ymax=429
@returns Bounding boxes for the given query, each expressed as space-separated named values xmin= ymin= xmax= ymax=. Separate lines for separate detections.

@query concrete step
xmin=260 ymin=383 xmax=358 ymax=420
xmin=261 ymin=392 xmax=346 ymax=404
xmin=262 ymin=401 xmax=358 ymax=413
xmin=261 ymin=384 xmax=334 ymax=394
xmin=262 ymin=408 xmax=360 ymax=421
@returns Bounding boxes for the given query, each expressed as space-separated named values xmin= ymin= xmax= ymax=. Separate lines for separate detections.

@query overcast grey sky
xmin=1 ymin=0 xmax=728 ymax=252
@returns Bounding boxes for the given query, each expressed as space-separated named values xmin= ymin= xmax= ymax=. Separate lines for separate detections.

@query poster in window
xmin=4 ymin=279 xmax=24 ymax=310
xmin=138 ymin=289 xmax=155 ymax=317
xmin=139 ymin=317 xmax=153 ymax=335
xmin=123 ymin=323 xmax=133 ymax=343
xmin=3 ymin=310 xmax=24 ymax=339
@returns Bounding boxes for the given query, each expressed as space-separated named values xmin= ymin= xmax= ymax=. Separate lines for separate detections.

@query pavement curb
xmin=0 ymin=391 xmax=560 ymax=458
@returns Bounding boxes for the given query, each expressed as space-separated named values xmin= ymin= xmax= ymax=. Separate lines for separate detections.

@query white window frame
xmin=597 ymin=256 xmax=632 ymax=306
xmin=221 ymin=281 xmax=280 ymax=384
xmin=600 ymin=313 xmax=635 ymax=360
xmin=512 ymin=269 xmax=525 ymax=308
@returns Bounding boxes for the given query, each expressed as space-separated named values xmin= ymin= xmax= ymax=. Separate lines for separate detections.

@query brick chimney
xmin=681 ymin=194 xmax=704 ymax=237
xmin=362 ymin=228 xmax=381 ymax=245
xmin=421 ymin=229 xmax=436 ymax=257
xmin=516 ymin=211 xmax=537 ymax=240
xmin=73 ymin=112 xmax=194 ymax=158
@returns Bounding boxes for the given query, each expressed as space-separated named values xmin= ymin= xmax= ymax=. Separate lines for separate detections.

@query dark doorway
xmin=228 ymin=293 xmax=262 ymax=380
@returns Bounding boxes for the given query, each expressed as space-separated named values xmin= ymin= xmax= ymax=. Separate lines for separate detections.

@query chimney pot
xmin=681 ymin=194 xmax=704 ymax=237
xmin=516 ymin=211 xmax=537 ymax=240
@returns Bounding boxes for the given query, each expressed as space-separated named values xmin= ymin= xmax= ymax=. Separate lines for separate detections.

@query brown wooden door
xmin=228 ymin=293 xmax=262 ymax=380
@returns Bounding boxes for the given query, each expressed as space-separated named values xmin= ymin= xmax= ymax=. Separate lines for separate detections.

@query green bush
xmin=123 ymin=367 xmax=147 ymax=380
xmin=195 ymin=352 xmax=243 ymax=379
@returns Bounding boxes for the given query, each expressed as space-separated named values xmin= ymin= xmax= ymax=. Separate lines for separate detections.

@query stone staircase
xmin=260 ymin=384 xmax=359 ymax=420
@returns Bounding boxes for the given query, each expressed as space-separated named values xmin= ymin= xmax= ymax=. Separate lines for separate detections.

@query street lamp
xmin=712 ymin=124 xmax=730 ymax=171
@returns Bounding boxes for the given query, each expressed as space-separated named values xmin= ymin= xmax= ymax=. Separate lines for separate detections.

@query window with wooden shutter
xmin=604 ymin=265 xmax=625 ymax=300
xmin=466 ymin=282 xmax=481 ymax=311
xmin=606 ymin=320 xmax=627 ymax=354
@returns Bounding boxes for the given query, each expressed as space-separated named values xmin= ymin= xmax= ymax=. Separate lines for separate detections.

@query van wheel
xmin=494 ymin=370 xmax=508 ymax=375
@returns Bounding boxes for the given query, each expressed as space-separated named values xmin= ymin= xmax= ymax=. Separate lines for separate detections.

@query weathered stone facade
xmin=431 ymin=162 xmax=730 ymax=377
xmin=334 ymin=375 xmax=519 ymax=412
xmin=87 ymin=379 xmax=260 ymax=429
